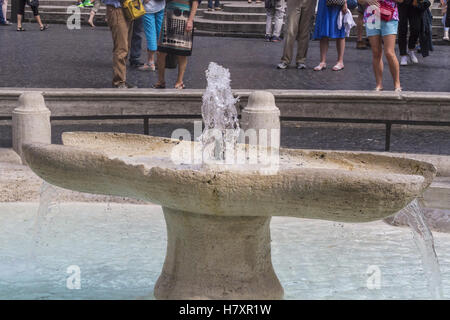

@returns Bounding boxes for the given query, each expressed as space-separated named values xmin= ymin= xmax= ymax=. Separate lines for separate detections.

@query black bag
xmin=165 ymin=53 xmax=178 ymax=69
xmin=347 ymin=0 xmax=357 ymax=10
xmin=27 ymin=0 xmax=39 ymax=7
xmin=326 ymin=0 xmax=345 ymax=6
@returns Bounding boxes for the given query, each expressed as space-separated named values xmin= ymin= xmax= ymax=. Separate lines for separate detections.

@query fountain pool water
xmin=395 ymin=199 xmax=443 ymax=299
xmin=18 ymin=63 xmax=440 ymax=299
xmin=1 ymin=199 xmax=450 ymax=300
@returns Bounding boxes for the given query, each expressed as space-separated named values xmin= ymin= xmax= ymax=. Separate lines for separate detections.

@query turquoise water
xmin=1 ymin=202 xmax=449 ymax=300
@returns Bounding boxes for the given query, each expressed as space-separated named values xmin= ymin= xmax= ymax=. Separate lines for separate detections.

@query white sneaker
xmin=277 ymin=62 xmax=288 ymax=69
xmin=408 ymin=50 xmax=418 ymax=64
xmin=400 ymin=55 xmax=408 ymax=66
xmin=444 ymin=29 xmax=449 ymax=41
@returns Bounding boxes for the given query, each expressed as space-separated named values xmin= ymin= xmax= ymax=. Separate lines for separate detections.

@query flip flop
xmin=152 ymin=82 xmax=166 ymax=89
xmin=313 ymin=63 xmax=327 ymax=71
xmin=332 ymin=63 xmax=344 ymax=71
xmin=175 ymin=82 xmax=185 ymax=90
xmin=138 ymin=63 xmax=156 ymax=71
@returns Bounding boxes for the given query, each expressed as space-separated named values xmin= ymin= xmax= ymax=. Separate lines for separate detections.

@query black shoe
xmin=113 ymin=82 xmax=137 ymax=89
xmin=129 ymin=61 xmax=144 ymax=68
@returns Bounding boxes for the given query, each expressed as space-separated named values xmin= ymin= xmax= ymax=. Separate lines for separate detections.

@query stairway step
xmin=202 ymin=10 xmax=266 ymax=21
xmin=195 ymin=17 xmax=267 ymax=33
xmin=223 ymin=2 xmax=266 ymax=13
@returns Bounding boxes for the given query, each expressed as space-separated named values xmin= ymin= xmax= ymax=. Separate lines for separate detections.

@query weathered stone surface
xmin=154 ymin=207 xmax=283 ymax=300
xmin=22 ymin=131 xmax=436 ymax=223
xmin=12 ymin=92 xmax=51 ymax=164
xmin=241 ymin=91 xmax=280 ymax=149
xmin=1 ymin=89 xmax=450 ymax=122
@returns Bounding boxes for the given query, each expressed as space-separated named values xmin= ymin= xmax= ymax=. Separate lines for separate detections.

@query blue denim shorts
xmin=366 ymin=19 xmax=398 ymax=37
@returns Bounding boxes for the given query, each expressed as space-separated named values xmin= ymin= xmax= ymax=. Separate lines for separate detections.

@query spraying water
xmin=29 ymin=182 xmax=61 ymax=265
xmin=199 ymin=62 xmax=240 ymax=162
xmin=396 ymin=199 xmax=443 ymax=299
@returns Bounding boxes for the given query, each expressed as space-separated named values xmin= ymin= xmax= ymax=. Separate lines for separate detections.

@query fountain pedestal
xmin=154 ymin=207 xmax=284 ymax=300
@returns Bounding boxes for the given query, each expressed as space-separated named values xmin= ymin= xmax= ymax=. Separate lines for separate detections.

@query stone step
xmin=195 ymin=16 xmax=267 ymax=33
xmin=198 ymin=13 xmax=446 ymax=25
xmin=196 ymin=17 xmax=447 ymax=33
xmin=223 ymin=2 xmax=266 ymax=13
xmin=195 ymin=28 xmax=450 ymax=45
xmin=20 ymin=5 xmax=106 ymax=13
xmin=202 ymin=10 xmax=266 ymax=21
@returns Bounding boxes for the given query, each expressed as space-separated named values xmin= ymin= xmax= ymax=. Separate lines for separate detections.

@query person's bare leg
xmin=319 ymin=37 xmax=329 ymax=64
xmin=88 ymin=10 xmax=96 ymax=27
xmin=2 ymin=0 xmax=7 ymax=22
xmin=314 ymin=38 xmax=329 ymax=70
xmin=383 ymin=34 xmax=401 ymax=90
xmin=336 ymin=38 xmax=345 ymax=65
xmin=156 ymin=51 xmax=167 ymax=86
xmin=357 ymin=13 xmax=363 ymax=42
xmin=148 ymin=51 xmax=156 ymax=64
xmin=17 ymin=14 xmax=23 ymax=28
xmin=175 ymin=55 xmax=187 ymax=88
xmin=35 ymin=15 xmax=44 ymax=28
xmin=369 ymin=35 xmax=383 ymax=90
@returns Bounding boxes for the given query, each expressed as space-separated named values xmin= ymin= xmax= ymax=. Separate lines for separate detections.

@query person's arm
xmin=342 ymin=0 xmax=348 ymax=13
xmin=359 ymin=0 xmax=379 ymax=7
xmin=186 ymin=0 xmax=198 ymax=32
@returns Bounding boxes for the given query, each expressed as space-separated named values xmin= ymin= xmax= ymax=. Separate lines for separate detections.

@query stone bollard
xmin=241 ymin=91 xmax=280 ymax=149
xmin=12 ymin=92 xmax=51 ymax=164
xmin=241 ymin=91 xmax=280 ymax=174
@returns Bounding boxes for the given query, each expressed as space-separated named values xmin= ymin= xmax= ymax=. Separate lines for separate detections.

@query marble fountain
xmin=19 ymin=64 xmax=440 ymax=299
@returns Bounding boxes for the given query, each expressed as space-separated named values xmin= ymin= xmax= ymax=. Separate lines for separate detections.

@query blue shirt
xmin=102 ymin=0 xmax=122 ymax=8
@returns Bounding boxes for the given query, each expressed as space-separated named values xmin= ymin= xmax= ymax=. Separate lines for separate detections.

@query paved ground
xmin=1 ymin=23 xmax=449 ymax=91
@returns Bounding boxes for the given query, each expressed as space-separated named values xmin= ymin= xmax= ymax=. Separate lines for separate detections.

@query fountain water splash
xmin=396 ymin=199 xmax=443 ymax=299
xmin=198 ymin=62 xmax=240 ymax=162
xmin=32 ymin=182 xmax=61 ymax=250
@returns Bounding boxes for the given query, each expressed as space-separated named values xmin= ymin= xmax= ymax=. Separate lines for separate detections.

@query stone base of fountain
xmin=154 ymin=207 xmax=284 ymax=300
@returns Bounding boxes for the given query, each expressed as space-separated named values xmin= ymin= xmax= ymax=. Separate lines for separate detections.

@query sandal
xmin=374 ymin=87 xmax=383 ymax=92
xmin=313 ymin=63 xmax=327 ymax=71
xmin=152 ymin=82 xmax=166 ymax=89
xmin=40 ymin=24 xmax=49 ymax=31
xmin=175 ymin=82 xmax=185 ymax=90
xmin=138 ymin=63 xmax=156 ymax=71
xmin=17 ymin=26 xmax=26 ymax=31
xmin=394 ymin=87 xmax=402 ymax=92
xmin=332 ymin=63 xmax=344 ymax=71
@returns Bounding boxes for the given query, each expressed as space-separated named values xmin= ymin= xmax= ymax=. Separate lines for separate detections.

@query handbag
xmin=121 ymin=0 xmax=146 ymax=21
xmin=380 ymin=1 xmax=396 ymax=22
xmin=27 ymin=0 xmax=39 ymax=7
xmin=347 ymin=0 xmax=357 ymax=10
xmin=165 ymin=53 xmax=178 ymax=69
xmin=326 ymin=0 xmax=345 ymax=7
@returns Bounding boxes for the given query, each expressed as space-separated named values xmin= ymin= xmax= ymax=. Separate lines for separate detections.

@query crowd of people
xmin=0 ymin=0 xmax=449 ymax=90
xmin=99 ymin=0 xmax=197 ymax=88
xmin=0 ymin=0 xmax=48 ymax=29
xmin=272 ymin=0 xmax=445 ymax=91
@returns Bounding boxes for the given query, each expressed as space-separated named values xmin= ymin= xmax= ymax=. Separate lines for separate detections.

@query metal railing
xmin=1 ymin=114 xmax=449 ymax=152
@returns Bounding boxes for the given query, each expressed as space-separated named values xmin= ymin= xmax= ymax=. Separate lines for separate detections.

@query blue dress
xmin=313 ymin=0 xmax=346 ymax=40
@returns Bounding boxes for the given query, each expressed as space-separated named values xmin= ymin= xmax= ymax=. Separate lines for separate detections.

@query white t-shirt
xmin=144 ymin=0 xmax=165 ymax=13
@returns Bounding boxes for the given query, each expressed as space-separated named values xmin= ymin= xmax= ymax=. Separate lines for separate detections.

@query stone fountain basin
xmin=22 ymin=132 xmax=436 ymax=223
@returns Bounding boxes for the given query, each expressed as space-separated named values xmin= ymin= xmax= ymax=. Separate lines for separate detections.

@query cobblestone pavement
xmin=1 ymin=24 xmax=449 ymax=91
